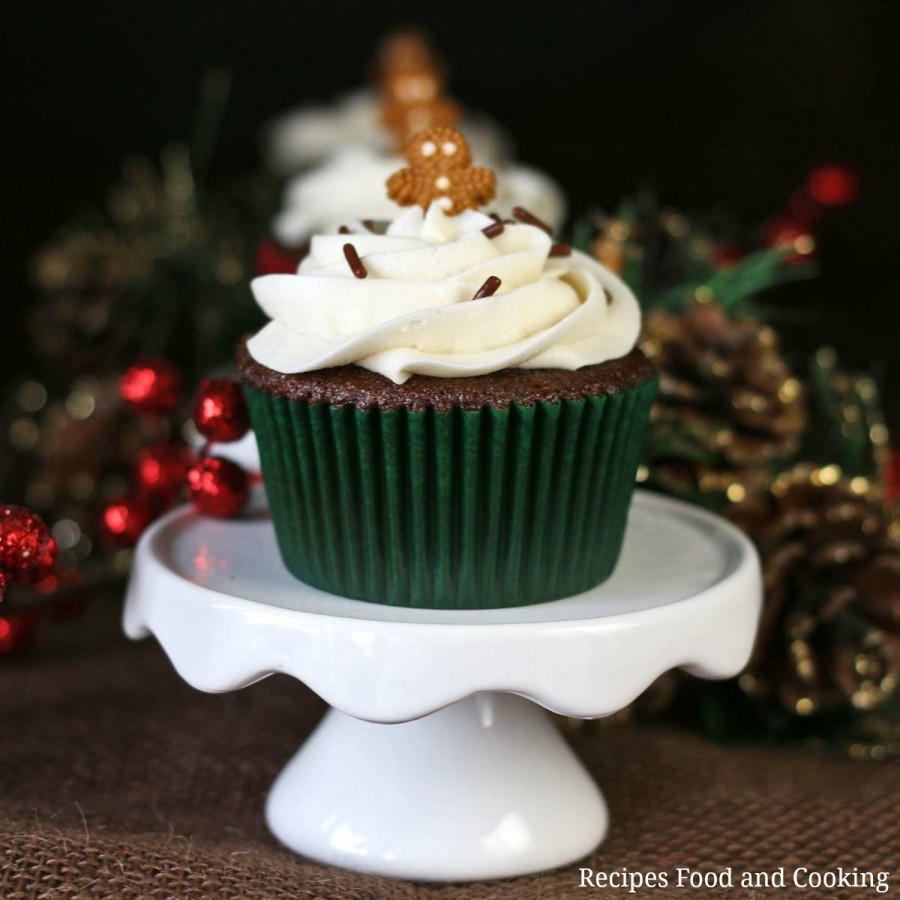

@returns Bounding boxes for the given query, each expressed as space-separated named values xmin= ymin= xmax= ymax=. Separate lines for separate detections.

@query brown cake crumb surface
xmin=237 ymin=337 xmax=655 ymax=412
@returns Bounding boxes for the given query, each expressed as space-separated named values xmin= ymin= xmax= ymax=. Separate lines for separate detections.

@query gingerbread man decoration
xmin=386 ymin=126 xmax=497 ymax=215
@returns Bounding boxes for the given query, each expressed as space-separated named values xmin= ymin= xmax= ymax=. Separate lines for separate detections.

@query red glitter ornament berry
xmin=136 ymin=442 xmax=195 ymax=501
xmin=0 ymin=571 xmax=6 ymax=603
xmin=101 ymin=493 xmax=157 ymax=547
xmin=192 ymin=379 xmax=251 ymax=443
xmin=16 ymin=538 xmax=59 ymax=586
xmin=120 ymin=358 xmax=183 ymax=415
xmin=807 ymin=164 xmax=859 ymax=207
xmin=187 ymin=457 xmax=249 ymax=518
xmin=0 ymin=505 xmax=52 ymax=577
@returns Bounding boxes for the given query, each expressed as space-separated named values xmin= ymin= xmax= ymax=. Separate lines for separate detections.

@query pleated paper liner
xmin=244 ymin=374 xmax=657 ymax=609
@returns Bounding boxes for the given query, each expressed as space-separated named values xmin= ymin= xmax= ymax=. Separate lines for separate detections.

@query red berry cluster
xmin=101 ymin=362 xmax=254 ymax=548
xmin=188 ymin=378 xmax=252 ymax=517
xmin=0 ymin=504 xmax=56 ymax=604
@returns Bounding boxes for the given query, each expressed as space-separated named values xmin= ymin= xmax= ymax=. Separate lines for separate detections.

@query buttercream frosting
xmin=248 ymin=203 xmax=640 ymax=384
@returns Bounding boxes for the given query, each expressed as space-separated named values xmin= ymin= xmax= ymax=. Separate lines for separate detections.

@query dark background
xmin=2 ymin=0 xmax=898 ymax=428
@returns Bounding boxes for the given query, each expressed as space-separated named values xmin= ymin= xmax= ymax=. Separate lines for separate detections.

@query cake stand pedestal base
xmin=267 ymin=692 xmax=606 ymax=881
xmin=124 ymin=490 xmax=762 ymax=883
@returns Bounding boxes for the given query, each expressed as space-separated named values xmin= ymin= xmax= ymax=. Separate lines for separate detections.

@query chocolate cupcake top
xmin=238 ymin=339 xmax=655 ymax=411
xmin=247 ymin=129 xmax=640 ymax=386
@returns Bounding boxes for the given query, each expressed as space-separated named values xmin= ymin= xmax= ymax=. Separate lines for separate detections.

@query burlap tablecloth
xmin=1 ymin=604 xmax=897 ymax=899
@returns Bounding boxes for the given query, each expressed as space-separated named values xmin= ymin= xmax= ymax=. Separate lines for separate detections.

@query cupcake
xmin=264 ymin=28 xmax=509 ymax=177
xmin=239 ymin=127 xmax=656 ymax=609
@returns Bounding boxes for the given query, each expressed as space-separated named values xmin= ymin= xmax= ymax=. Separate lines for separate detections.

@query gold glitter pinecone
xmin=740 ymin=464 xmax=900 ymax=718
xmin=641 ymin=300 xmax=806 ymax=512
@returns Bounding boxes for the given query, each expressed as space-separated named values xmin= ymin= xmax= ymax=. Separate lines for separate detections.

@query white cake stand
xmin=123 ymin=489 xmax=761 ymax=882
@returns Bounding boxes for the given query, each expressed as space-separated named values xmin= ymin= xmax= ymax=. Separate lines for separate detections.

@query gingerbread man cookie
xmin=386 ymin=126 xmax=497 ymax=215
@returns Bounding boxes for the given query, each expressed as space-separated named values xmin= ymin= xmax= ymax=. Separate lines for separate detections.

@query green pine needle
xmin=646 ymin=248 xmax=814 ymax=316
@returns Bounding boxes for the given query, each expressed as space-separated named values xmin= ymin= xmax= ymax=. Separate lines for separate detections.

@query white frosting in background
xmin=272 ymin=147 xmax=567 ymax=247
xmin=248 ymin=203 xmax=640 ymax=385
xmin=264 ymin=89 xmax=509 ymax=175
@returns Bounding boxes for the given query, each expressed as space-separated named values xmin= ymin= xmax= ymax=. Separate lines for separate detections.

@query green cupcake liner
xmin=244 ymin=374 xmax=657 ymax=609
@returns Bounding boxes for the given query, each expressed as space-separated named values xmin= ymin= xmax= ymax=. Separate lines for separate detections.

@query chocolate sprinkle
xmin=549 ymin=243 xmax=572 ymax=257
xmin=472 ymin=275 xmax=502 ymax=300
xmin=482 ymin=221 xmax=505 ymax=238
xmin=338 ymin=225 xmax=350 ymax=234
xmin=342 ymin=243 xmax=368 ymax=279
xmin=362 ymin=219 xmax=375 ymax=232
xmin=512 ymin=206 xmax=553 ymax=235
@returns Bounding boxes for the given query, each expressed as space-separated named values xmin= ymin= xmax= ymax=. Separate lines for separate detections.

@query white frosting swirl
xmin=272 ymin=147 xmax=567 ymax=247
xmin=248 ymin=203 xmax=640 ymax=384
xmin=265 ymin=89 xmax=509 ymax=175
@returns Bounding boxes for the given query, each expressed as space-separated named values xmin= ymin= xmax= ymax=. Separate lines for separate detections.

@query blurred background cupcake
xmin=264 ymin=29 xmax=510 ymax=175
xmin=263 ymin=29 xmax=566 ymax=263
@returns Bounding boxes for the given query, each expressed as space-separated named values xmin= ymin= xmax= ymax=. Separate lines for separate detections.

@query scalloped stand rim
xmin=122 ymin=489 xmax=762 ymax=881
